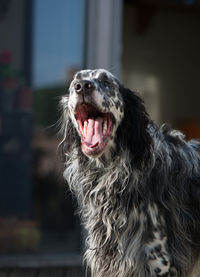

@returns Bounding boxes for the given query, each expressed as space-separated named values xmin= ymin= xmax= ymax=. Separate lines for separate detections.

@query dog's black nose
xmin=74 ymin=80 xmax=94 ymax=94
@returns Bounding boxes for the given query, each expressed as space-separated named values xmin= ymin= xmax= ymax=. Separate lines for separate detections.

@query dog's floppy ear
xmin=116 ymin=86 xmax=152 ymax=169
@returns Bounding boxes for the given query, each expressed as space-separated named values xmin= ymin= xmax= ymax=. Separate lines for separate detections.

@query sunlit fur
xmin=60 ymin=69 xmax=200 ymax=277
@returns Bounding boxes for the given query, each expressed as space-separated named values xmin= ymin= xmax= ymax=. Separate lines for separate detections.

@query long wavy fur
xmin=60 ymin=78 xmax=200 ymax=277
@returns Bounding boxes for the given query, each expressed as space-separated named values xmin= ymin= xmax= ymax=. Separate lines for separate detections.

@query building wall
xmin=122 ymin=3 xmax=200 ymax=127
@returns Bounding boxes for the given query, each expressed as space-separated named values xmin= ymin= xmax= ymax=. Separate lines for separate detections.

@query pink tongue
xmin=84 ymin=117 xmax=103 ymax=147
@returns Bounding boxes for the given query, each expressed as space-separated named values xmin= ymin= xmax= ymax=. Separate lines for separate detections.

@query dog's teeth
xmin=84 ymin=121 xmax=88 ymax=136
xmin=103 ymin=119 xmax=107 ymax=135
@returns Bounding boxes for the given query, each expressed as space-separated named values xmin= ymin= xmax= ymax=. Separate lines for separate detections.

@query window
xmin=0 ymin=0 xmax=85 ymax=259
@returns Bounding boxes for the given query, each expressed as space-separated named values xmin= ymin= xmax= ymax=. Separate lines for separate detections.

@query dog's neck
xmin=64 ymin=148 xmax=144 ymax=202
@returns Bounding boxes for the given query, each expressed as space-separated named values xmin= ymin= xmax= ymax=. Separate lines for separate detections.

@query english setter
xmin=60 ymin=69 xmax=200 ymax=277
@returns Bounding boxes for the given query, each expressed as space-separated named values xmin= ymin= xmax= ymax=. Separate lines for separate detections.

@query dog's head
xmin=67 ymin=69 xmax=123 ymax=157
xmin=61 ymin=69 xmax=151 ymax=165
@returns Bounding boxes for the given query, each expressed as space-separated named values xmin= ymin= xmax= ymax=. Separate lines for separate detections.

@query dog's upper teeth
xmin=103 ymin=119 xmax=107 ymax=135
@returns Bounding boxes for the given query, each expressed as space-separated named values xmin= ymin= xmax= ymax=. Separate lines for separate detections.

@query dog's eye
xmin=98 ymin=73 xmax=110 ymax=87
xmin=102 ymin=80 xmax=110 ymax=87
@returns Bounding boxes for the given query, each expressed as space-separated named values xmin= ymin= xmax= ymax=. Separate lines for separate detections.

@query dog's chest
xmin=86 ymin=198 xmax=174 ymax=276
xmin=121 ymin=203 xmax=172 ymax=276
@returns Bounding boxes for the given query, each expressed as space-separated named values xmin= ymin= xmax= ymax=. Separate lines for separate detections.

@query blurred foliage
xmin=33 ymin=85 xmax=69 ymax=132
xmin=0 ymin=50 xmax=23 ymax=83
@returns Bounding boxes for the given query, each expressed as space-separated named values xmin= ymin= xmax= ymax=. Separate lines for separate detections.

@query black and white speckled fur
xmin=60 ymin=69 xmax=200 ymax=277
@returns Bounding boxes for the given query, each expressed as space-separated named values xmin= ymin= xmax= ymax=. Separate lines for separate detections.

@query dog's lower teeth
xmin=103 ymin=119 xmax=107 ymax=135
xmin=84 ymin=121 xmax=88 ymax=136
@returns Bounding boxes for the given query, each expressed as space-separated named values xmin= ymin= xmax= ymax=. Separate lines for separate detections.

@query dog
xmin=60 ymin=69 xmax=200 ymax=277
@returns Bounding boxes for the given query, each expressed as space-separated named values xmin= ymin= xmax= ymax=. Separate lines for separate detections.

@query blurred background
xmin=0 ymin=0 xmax=200 ymax=276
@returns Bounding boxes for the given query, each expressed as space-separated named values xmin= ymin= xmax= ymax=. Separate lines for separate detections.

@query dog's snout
xmin=74 ymin=80 xmax=94 ymax=94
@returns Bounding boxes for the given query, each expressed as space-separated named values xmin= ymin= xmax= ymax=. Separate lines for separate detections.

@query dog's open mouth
xmin=75 ymin=103 xmax=113 ymax=156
